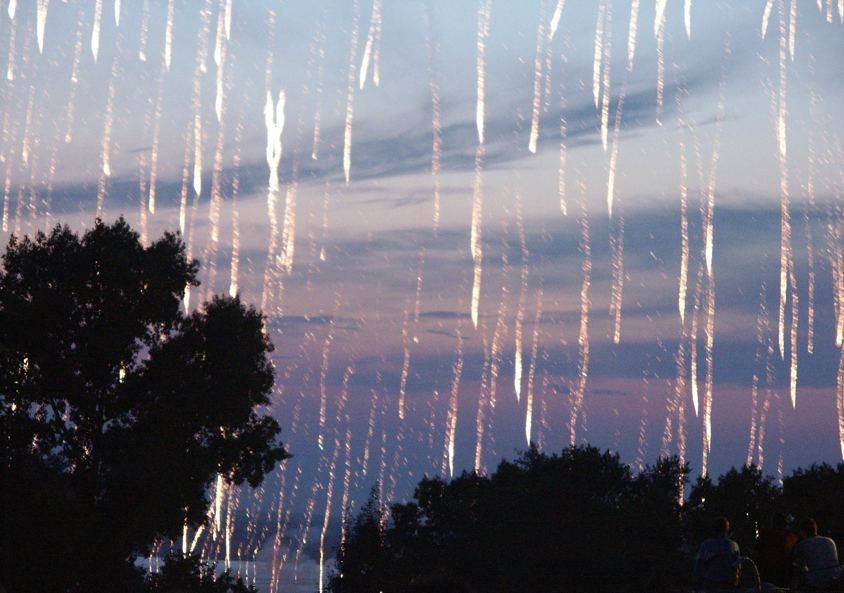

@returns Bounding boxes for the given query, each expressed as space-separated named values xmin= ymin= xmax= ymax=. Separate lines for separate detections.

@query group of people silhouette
xmin=695 ymin=515 xmax=842 ymax=591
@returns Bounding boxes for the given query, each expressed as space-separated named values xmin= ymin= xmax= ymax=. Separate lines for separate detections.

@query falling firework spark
xmin=164 ymin=0 xmax=175 ymax=71
xmin=626 ymin=0 xmax=640 ymax=69
xmin=747 ymin=283 xmax=769 ymax=466
xmin=558 ymin=66 xmax=568 ymax=215
xmin=655 ymin=16 xmax=665 ymax=125
xmin=599 ymin=2 xmax=612 ymax=151
xmin=528 ymin=0 xmax=546 ymax=154
xmin=570 ymin=182 xmax=591 ymax=446
xmin=838 ymin=347 xmax=844 ymax=459
xmin=63 ymin=13 xmax=84 ymax=144
xmin=359 ymin=0 xmax=382 ymax=90
xmin=228 ymin=122 xmax=243 ymax=297
xmin=776 ymin=0 xmax=793 ymax=362
xmin=548 ymin=0 xmax=565 ymax=43
xmin=788 ymin=0 xmax=797 ymax=60
xmin=762 ymin=0 xmax=775 ymax=38
xmin=426 ymin=5 xmax=442 ymax=231
xmin=317 ymin=303 xmax=337 ymax=451
xmin=343 ymin=0 xmax=361 ymax=183
xmin=91 ymin=0 xmax=102 ymax=62
xmin=148 ymin=57 xmax=167 ymax=214
xmin=310 ymin=14 xmax=326 ymax=161
xmin=678 ymin=100 xmax=690 ymax=324
xmin=514 ymin=194 xmax=529 ymax=402
xmin=260 ymin=89 xmax=286 ymax=313
xmin=36 ymin=0 xmax=47 ymax=54
xmin=398 ymin=301 xmax=411 ymax=420
xmin=95 ymin=34 xmax=122 ymax=219
xmin=525 ymin=288 xmax=542 ymax=446
xmin=475 ymin=0 xmax=491 ymax=144
xmin=609 ymin=216 xmax=624 ymax=344
xmin=139 ymin=0 xmax=151 ymax=61
xmin=592 ymin=0 xmax=606 ymax=111
xmin=443 ymin=324 xmax=464 ymax=477
xmin=473 ymin=320 xmax=491 ymax=472
xmin=685 ymin=0 xmax=692 ymax=38
xmin=470 ymin=143 xmax=485 ymax=329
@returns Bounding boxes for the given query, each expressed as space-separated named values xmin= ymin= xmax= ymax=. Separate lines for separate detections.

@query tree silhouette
xmin=330 ymin=445 xmax=689 ymax=593
xmin=0 ymin=219 xmax=288 ymax=593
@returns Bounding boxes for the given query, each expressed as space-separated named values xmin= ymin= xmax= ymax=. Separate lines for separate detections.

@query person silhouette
xmin=793 ymin=518 xmax=841 ymax=590
xmin=756 ymin=513 xmax=797 ymax=586
xmin=694 ymin=516 xmax=741 ymax=589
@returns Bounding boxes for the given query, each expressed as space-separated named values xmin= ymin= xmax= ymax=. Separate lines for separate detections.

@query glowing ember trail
xmin=397 ymin=301 xmax=411 ymax=420
xmin=685 ymin=0 xmax=692 ymax=39
xmin=525 ymin=288 xmax=542 ymax=445
xmin=558 ymin=72 xmax=568 ymax=215
xmin=592 ymin=0 xmax=605 ymax=110
xmin=470 ymin=143 xmax=485 ymax=329
xmin=311 ymin=15 xmax=326 ymax=160
xmin=570 ymin=183 xmax=591 ymax=446
xmin=548 ymin=0 xmax=565 ymax=42
xmin=599 ymin=2 xmax=612 ymax=151
xmin=514 ymin=194 xmax=529 ymax=401
xmin=202 ymin=38 xmax=230 ymax=298
xmin=788 ymin=0 xmax=797 ymax=61
xmin=139 ymin=0 xmax=151 ymax=61
xmin=776 ymin=0 xmax=793 ymax=362
xmin=261 ymin=89 xmax=286 ymax=312
xmin=317 ymin=311 xmax=337 ymax=451
xmin=838 ymin=347 xmax=844 ymax=459
xmin=655 ymin=9 xmax=666 ymax=125
xmin=609 ymin=216 xmax=624 ymax=344
xmin=762 ymin=0 xmax=775 ymax=38
xmin=359 ymin=0 xmax=382 ymax=90
xmin=5 ymin=4 xmax=16 ymax=81
xmin=473 ymin=321 xmax=491 ymax=472
xmin=700 ymin=42 xmax=729 ymax=475
xmin=318 ymin=436 xmax=340 ymax=593
xmin=343 ymin=0 xmax=361 ymax=183
xmin=747 ymin=284 xmax=769 ymax=466
xmin=678 ymin=102 xmax=690 ymax=323
xmin=91 ymin=0 xmax=103 ymax=62
xmin=528 ymin=0 xmax=546 ymax=154
xmin=425 ymin=6 xmax=442 ymax=231
xmin=626 ymin=0 xmax=640 ymax=68
xmin=806 ymin=78 xmax=819 ymax=354
xmin=229 ymin=120 xmax=243 ymax=298
xmin=443 ymin=324 xmax=464 ymax=478
xmin=96 ymin=36 xmax=122 ymax=219
xmin=36 ymin=0 xmax=47 ymax=54
xmin=63 ymin=15 xmax=84 ymax=144
xmin=475 ymin=0 xmax=491 ymax=144
xmin=165 ymin=0 xmax=175 ymax=71
xmin=147 ymin=58 xmax=165 ymax=214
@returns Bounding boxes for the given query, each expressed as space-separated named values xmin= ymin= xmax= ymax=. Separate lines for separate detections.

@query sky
xmin=2 ymin=0 xmax=844 ymax=587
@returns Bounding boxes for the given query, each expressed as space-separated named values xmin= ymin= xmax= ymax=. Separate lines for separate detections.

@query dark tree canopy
xmin=332 ymin=445 xmax=690 ymax=593
xmin=0 ymin=219 xmax=287 ymax=593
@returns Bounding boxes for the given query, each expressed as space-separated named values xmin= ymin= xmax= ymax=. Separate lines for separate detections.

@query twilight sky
xmin=2 ymin=0 xmax=844 ymax=584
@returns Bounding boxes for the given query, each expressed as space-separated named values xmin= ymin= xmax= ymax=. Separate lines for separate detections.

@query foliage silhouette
xmin=330 ymin=445 xmax=689 ymax=593
xmin=331 ymin=447 xmax=844 ymax=593
xmin=0 ymin=219 xmax=287 ymax=593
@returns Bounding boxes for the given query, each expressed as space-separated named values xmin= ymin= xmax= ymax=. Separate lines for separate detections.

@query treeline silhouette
xmin=330 ymin=445 xmax=844 ymax=593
